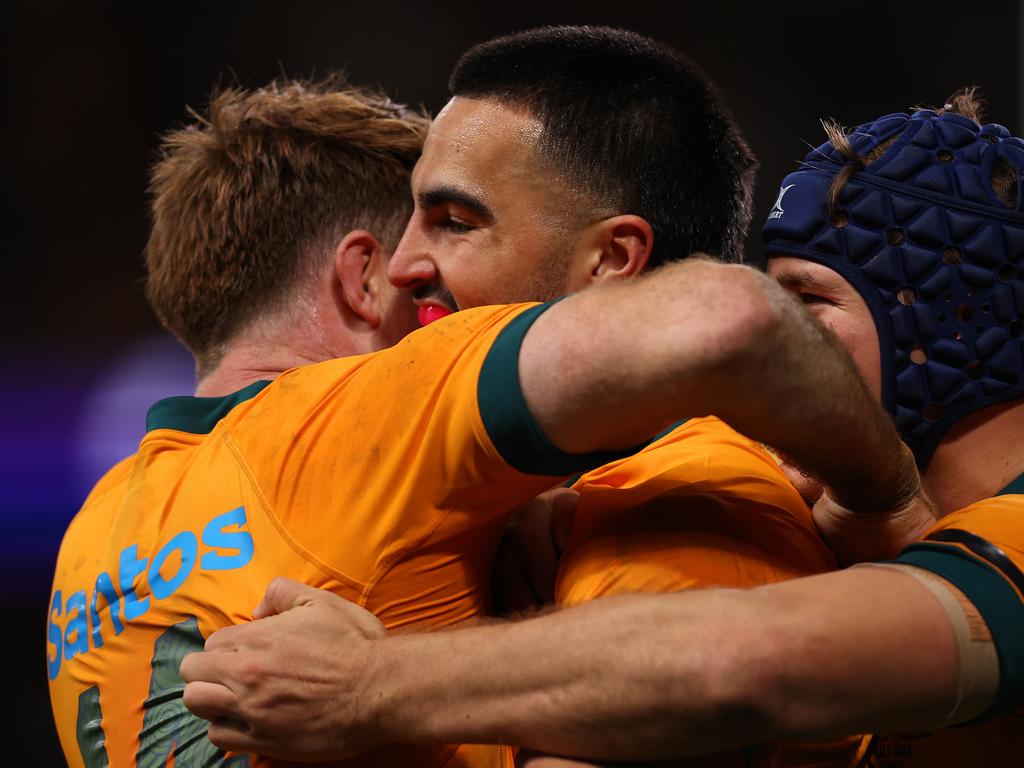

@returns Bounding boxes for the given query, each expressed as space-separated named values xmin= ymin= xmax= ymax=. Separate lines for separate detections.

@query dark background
xmin=6 ymin=1 xmax=1021 ymax=762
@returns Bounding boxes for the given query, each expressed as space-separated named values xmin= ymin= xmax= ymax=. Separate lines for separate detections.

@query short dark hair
xmin=449 ymin=26 xmax=757 ymax=266
xmin=145 ymin=75 xmax=429 ymax=375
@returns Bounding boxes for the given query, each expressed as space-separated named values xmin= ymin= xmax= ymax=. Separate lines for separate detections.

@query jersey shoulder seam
xmin=219 ymin=426 xmax=368 ymax=593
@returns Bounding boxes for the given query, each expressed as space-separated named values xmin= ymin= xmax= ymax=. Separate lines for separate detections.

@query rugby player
xmin=392 ymin=29 xmax=881 ymax=764
xmin=47 ymin=70 xmax=918 ymax=768
xmin=180 ymin=92 xmax=1024 ymax=765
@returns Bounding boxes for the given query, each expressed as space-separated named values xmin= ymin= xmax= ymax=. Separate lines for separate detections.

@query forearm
xmin=521 ymin=259 xmax=914 ymax=512
xmin=706 ymin=290 xmax=916 ymax=513
xmin=373 ymin=591 xmax=759 ymax=760
xmin=368 ymin=568 xmax=958 ymax=761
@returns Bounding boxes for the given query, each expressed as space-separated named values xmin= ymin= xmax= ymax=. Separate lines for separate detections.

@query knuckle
xmin=237 ymin=656 xmax=268 ymax=688
xmin=204 ymin=624 xmax=235 ymax=650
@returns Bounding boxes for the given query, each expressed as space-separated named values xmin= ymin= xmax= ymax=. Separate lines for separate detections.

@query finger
xmin=253 ymin=576 xmax=316 ymax=618
xmin=183 ymin=680 xmax=244 ymax=722
xmin=205 ymin=717 xmax=260 ymax=754
xmin=179 ymin=651 xmax=204 ymax=683
xmin=180 ymin=648 xmax=243 ymax=686
xmin=203 ymin=620 xmax=262 ymax=652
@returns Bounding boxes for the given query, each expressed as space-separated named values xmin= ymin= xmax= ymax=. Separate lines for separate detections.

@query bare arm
xmin=519 ymin=258 xmax=917 ymax=515
xmin=373 ymin=568 xmax=960 ymax=759
xmin=183 ymin=569 xmax=961 ymax=760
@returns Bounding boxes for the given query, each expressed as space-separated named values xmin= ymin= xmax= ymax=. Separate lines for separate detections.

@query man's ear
xmin=335 ymin=230 xmax=385 ymax=328
xmin=578 ymin=215 xmax=654 ymax=286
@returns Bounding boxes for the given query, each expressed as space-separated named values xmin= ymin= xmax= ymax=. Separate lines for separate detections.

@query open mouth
xmin=417 ymin=304 xmax=455 ymax=326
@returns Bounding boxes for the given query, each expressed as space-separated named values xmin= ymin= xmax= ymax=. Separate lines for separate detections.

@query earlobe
xmin=335 ymin=230 xmax=383 ymax=328
xmin=590 ymin=215 xmax=654 ymax=282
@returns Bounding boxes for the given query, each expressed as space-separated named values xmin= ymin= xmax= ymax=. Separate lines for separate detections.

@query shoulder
xmin=895 ymin=491 xmax=1024 ymax=718
xmin=77 ymin=454 xmax=136 ymax=515
xmin=58 ymin=454 xmax=137 ymax=562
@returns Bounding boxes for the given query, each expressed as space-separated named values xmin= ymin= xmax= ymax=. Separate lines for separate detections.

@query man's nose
xmin=387 ymin=221 xmax=437 ymax=289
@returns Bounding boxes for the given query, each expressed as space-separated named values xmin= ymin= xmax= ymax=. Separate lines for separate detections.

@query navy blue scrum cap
xmin=763 ymin=110 xmax=1024 ymax=467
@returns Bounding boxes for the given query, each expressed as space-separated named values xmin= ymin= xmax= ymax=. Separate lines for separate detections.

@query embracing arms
xmin=179 ymin=258 xmax=951 ymax=760
xmin=183 ymin=566 xmax=970 ymax=761
xmin=519 ymin=258 xmax=918 ymax=517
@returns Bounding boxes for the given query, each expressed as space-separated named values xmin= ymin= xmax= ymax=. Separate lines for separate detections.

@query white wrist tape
xmin=859 ymin=563 xmax=998 ymax=727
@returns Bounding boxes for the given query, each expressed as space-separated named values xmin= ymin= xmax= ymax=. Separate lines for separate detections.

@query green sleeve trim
xmin=477 ymin=303 xmax=648 ymax=477
xmin=562 ymin=419 xmax=691 ymax=489
xmin=998 ymin=473 xmax=1024 ymax=495
xmin=893 ymin=544 xmax=1024 ymax=719
xmin=649 ymin=418 xmax=690 ymax=444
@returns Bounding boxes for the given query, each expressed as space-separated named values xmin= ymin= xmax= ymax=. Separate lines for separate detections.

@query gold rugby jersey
xmin=48 ymin=302 xmax=633 ymax=768
xmin=557 ymin=416 xmax=877 ymax=767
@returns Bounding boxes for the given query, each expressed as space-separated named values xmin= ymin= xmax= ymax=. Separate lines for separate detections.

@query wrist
xmin=367 ymin=631 xmax=470 ymax=745
xmin=813 ymin=487 xmax=936 ymax=563
xmin=830 ymin=432 xmax=920 ymax=514
xmin=360 ymin=635 xmax=417 ymax=745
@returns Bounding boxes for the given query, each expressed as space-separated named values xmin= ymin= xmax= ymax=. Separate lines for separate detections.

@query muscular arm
xmin=184 ymin=567 xmax=964 ymax=760
xmin=520 ymin=258 xmax=917 ymax=513
xmin=371 ymin=567 xmax=960 ymax=759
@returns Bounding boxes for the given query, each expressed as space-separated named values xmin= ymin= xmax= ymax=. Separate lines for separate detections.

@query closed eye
xmin=799 ymin=292 xmax=832 ymax=306
xmin=438 ymin=216 xmax=476 ymax=234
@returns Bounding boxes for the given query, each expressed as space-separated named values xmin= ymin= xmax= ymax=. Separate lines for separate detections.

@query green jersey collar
xmin=146 ymin=380 xmax=271 ymax=435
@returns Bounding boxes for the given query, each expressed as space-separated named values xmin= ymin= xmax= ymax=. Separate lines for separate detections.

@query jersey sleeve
xmin=892 ymin=494 xmax=1024 ymax=718
xmin=475 ymin=303 xmax=640 ymax=475
xmin=243 ymin=302 xmax=641 ymax=583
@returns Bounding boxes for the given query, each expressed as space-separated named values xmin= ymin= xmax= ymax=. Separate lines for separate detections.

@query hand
xmin=812 ymin=486 xmax=937 ymax=565
xmin=812 ymin=442 xmax=936 ymax=564
xmin=180 ymin=577 xmax=388 ymax=760
xmin=491 ymin=488 xmax=579 ymax=615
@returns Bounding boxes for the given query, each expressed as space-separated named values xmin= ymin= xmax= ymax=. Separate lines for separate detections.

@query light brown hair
xmin=823 ymin=87 xmax=1018 ymax=213
xmin=145 ymin=75 xmax=430 ymax=375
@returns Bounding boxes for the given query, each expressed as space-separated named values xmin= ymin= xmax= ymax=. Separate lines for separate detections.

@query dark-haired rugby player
xmin=184 ymin=89 xmax=1024 ymax=767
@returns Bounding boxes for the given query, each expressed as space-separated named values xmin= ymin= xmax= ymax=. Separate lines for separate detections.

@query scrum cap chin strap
xmin=763 ymin=110 xmax=1024 ymax=468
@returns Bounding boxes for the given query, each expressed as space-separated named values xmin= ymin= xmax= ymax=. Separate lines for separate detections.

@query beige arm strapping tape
xmin=858 ymin=562 xmax=999 ymax=727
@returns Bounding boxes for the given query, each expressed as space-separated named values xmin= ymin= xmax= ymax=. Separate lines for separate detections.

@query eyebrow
xmin=418 ymin=185 xmax=495 ymax=225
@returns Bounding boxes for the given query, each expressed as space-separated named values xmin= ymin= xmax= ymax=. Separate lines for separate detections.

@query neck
xmin=195 ymin=344 xmax=316 ymax=398
xmin=922 ymin=399 xmax=1024 ymax=514
xmin=195 ymin=321 xmax=363 ymax=398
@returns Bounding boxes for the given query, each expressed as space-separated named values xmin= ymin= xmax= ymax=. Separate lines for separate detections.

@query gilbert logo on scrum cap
xmin=768 ymin=184 xmax=795 ymax=219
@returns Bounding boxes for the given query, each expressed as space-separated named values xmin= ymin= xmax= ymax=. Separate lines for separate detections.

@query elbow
xmin=685 ymin=263 xmax=788 ymax=373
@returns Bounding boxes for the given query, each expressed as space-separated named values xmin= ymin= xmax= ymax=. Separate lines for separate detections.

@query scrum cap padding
xmin=763 ymin=110 xmax=1024 ymax=467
